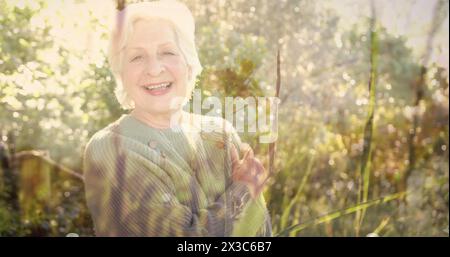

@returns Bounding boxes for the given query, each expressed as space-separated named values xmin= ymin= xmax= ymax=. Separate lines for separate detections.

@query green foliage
xmin=0 ymin=0 xmax=448 ymax=236
xmin=0 ymin=0 xmax=51 ymax=75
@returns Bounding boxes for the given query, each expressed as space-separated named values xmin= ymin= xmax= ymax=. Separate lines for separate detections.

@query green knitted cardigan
xmin=83 ymin=113 xmax=272 ymax=236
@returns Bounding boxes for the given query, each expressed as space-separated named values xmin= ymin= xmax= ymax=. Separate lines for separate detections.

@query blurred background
xmin=0 ymin=0 xmax=448 ymax=236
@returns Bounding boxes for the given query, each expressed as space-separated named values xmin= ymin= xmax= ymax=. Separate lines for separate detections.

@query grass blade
xmin=277 ymin=191 xmax=408 ymax=237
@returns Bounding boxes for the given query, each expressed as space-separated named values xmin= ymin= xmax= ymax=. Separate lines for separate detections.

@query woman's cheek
xmin=168 ymin=57 xmax=187 ymax=75
xmin=123 ymin=66 xmax=142 ymax=85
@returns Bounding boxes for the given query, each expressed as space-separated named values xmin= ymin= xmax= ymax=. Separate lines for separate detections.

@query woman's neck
xmin=130 ymin=108 xmax=187 ymax=129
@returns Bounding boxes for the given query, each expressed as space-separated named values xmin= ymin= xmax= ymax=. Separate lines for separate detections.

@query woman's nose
xmin=145 ymin=56 xmax=165 ymax=76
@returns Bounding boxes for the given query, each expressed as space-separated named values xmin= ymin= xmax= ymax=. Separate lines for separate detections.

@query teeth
xmin=144 ymin=83 xmax=171 ymax=90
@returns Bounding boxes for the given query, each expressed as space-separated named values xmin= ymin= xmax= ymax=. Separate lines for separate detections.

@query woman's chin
xmin=141 ymin=104 xmax=172 ymax=115
xmin=139 ymin=99 xmax=181 ymax=116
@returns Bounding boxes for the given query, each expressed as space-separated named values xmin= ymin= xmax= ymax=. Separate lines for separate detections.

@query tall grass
xmin=405 ymin=0 xmax=448 ymax=190
xmin=279 ymin=156 xmax=315 ymax=235
xmin=276 ymin=191 xmax=408 ymax=236
xmin=355 ymin=0 xmax=379 ymax=236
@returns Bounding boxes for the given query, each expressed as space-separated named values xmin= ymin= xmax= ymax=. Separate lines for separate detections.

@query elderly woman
xmin=83 ymin=0 xmax=272 ymax=237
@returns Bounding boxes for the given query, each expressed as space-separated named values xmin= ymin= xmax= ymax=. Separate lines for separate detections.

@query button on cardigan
xmin=83 ymin=114 xmax=272 ymax=236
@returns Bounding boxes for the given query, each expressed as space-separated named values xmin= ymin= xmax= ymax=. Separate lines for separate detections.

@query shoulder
xmin=83 ymin=121 xmax=122 ymax=166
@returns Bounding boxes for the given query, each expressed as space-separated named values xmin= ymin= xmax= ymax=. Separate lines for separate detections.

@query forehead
xmin=126 ymin=19 xmax=177 ymax=48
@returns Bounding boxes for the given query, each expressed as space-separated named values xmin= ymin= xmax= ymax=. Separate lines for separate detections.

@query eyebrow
xmin=127 ymin=42 xmax=177 ymax=50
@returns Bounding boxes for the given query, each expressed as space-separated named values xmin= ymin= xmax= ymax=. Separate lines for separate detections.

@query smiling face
xmin=121 ymin=19 xmax=191 ymax=115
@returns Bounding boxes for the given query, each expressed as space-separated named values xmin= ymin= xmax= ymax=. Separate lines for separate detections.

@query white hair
xmin=107 ymin=1 xmax=203 ymax=110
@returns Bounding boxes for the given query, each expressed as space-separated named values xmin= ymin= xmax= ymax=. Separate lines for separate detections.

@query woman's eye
xmin=163 ymin=51 xmax=176 ymax=56
xmin=131 ymin=55 xmax=143 ymax=62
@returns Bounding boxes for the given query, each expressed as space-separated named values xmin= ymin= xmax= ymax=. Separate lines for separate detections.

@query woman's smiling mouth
xmin=142 ymin=82 xmax=173 ymax=96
